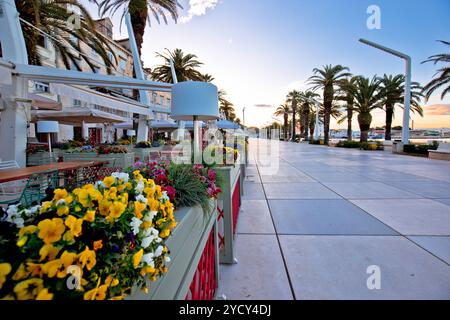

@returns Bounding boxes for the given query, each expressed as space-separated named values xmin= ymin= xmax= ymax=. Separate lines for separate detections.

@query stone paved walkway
xmin=219 ymin=139 xmax=450 ymax=300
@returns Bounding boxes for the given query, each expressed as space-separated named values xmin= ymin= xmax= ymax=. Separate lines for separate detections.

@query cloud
xmin=254 ymin=104 xmax=274 ymax=108
xmin=180 ymin=0 xmax=220 ymax=23
xmin=424 ymin=104 xmax=450 ymax=115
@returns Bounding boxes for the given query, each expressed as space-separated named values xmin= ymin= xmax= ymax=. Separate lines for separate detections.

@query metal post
xmin=125 ymin=14 xmax=150 ymax=142
xmin=403 ymin=57 xmax=412 ymax=144
xmin=359 ymin=39 xmax=412 ymax=145
xmin=314 ymin=102 xmax=320 ymax=140
xmin=193 ymin=116 xmax=201 ymax=164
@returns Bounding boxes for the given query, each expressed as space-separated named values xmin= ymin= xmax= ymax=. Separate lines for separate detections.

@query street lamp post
xmin=359 ymin=38 xmax=412 ymax=144
xmin=242 ymin=107 xmax=246 ymax=127
xmin=314 ymin=101 xmax=320 ymax=140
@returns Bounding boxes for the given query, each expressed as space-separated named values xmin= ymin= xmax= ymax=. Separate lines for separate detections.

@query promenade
xmin=219 ymin=139 xmax=450 ymax=299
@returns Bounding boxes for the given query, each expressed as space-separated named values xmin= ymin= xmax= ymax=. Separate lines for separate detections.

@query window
xmin=37 ymin=35 xmax=47 ymax=49
xmin=166 ymin=98 xmax=171 ymax=107
xmin=152 ymin=92 xmax=157 ymax=104
xmin=73 ymin=99 xmax=81 ymax=107
xmin=34 ymin=82 xmax=50 ymax=93
xmin=107 ymin=51 xmax=114 ymax=62
xmin=119 ymin=58 xmax=127 ymax=72
xmin=159 ymin=95 xmax=164 ymax=105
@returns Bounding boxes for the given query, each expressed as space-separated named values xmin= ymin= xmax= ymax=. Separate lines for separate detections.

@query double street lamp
xmin=359 ymin=38 xmax=412 ymax=144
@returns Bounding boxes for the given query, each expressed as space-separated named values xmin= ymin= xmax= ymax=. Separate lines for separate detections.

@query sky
xmin=80 ymin=0 xmax=450 ymax=129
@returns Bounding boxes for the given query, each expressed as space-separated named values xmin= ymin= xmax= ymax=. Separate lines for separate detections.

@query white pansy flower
xmin=112 ymin=172 xmax=129 ymax=183
xmin=143 ymin=227 xmax=159 ymax=238
xmin=55 ymin=199 xmax=66 ymax=206
xmin=160 ymin=191 xmax=170 ymax=202
xmin=6 ymin=205 xmax=18 ymax=215
xmin=135 ymin=194 xmax=148 ymax=204
xmin=29 ymin=205 xmax=41 ymax=214
xmin=142 ymin=253 xmax=155 ymax=268
xmin=164 ymin=256 xmax=171 ymax=263
xmin=94 ymin=180 xmax=105 ymax=189
xmin=135 ymin=179 xmax=145 ymax=194
xmin=130 ymin=217 xmax=143 ymax=235
xmin=155 ymin=237 xmax=162 ymax=244
xmin=143 ymin=211 xmax=157 ymax=222
xmin=154 ymin=245 xmax=164 ymax=258
xmin=13 ymin=217 xmax=24 ymax=228
xmin=141 ymin=236 xmax=156 ymax=249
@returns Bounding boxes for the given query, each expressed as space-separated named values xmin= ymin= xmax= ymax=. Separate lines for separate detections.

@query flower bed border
xmin=128 ymin=202 xmax=219 ymax=300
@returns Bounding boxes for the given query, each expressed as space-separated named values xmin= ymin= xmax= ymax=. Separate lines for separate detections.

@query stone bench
xmin=429 ymin=143 xmax=450 ymax=161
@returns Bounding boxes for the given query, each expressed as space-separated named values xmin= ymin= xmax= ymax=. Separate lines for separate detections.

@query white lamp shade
xmin=127 ymin=129 xmax=136 ymax=136
xmin=36 ymin=121 xmax=59 ymax=133
xmin=171 ymin=81 xmax=219 ymax=121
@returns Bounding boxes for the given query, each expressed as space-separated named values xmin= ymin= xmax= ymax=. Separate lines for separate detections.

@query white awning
xmin=50 ymin=83 xmax=153 ymax=116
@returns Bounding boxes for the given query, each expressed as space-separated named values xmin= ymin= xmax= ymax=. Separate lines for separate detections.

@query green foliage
xmin=167 ymin=164 xmax=210 ymax=210
xmin=309 ymin=139 xmax=322 ymax=145
xmin=403 ymin=144 xmax=438 ymax=155
xmin=336 ymin=140 xmax=361 ymax=148
xmin=134 ymin=141 xmax=152 ymax=149
xmin=336 ymin=140 xmax=383 ymax=150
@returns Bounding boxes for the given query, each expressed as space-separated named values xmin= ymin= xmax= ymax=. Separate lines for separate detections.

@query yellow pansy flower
xmin=109 ymin=201 xmax=126 ymax=220
xmin=78 ymin=246 xmax=96 ymax=271
xmin=56 ymin=251 xmax=77 ymax=278
xmin=63 ymin=231 xmax=75 ymax=244
xmin=140 ymin=266 xmax=156 ymax=276
xmin=39 ymin=244 xmax=60 ymax=261
xmin=39 ymin=201 xmax=52 ymax=214
xmin=14 ymin=278 xmax=44 ymax=300
xmin=155 ymin=185 xmax=163 ymax=198
xmin=19 ymin=225 xmax=37 ymax=238
xmin=65 ymin=215 xmax=83 ymax=237
xmin=160 ymin=229 xmax=170 ymax=239
xmin=42 ymin=259 xmax=61 ymax=278
xmin=53 ymin=189 xmax=68 ymax=201
xmin=0 ymin=263 xmax=12 ymax=290
xmin=83 ymin=210 xmax=96 ymax=222
xmin=56 ymin=205 xmax=69 ymax=216
xmin=93 ymin=240 xmax=103 ymax=251
xmin=37 ymin=218 xmax=65 ymax=244
xmin=141 ymin=221 xmax=152 ymax=230
xmin=110 ymin=295 xmax=124 ymax=300
xmin=77 ymin=189 xmax=90 ymax=208
xmin=148 ymin=198 xmax=160 ymax=211
xmin=103 ymin=176 xmax=115 ymax=188
xmin=98 ymin=199 xmax=111 ymax=216
xmin=133 ymin=249 xmax=143 ymax=268
xmin=134 ymin=201 xmax=146 ymax=219
xmin=36 ymin=288 xmax=53 ymax=300
xmin=16 ymin=236 xmax=28 ymax=247
xmin=12 ymin=263 xmax=28 ymax=281
xmin=105 ymin=276 xmax=119 ymax=287
xmin=64 ymin=195 xmax=73 ymax=205
xmin=84 ymin=284 xmax=108 ymax=300
xmin=26 ymin=263 xmax=44 ymax=277
xmin=82 ymin=184 xmax=94 ymax=190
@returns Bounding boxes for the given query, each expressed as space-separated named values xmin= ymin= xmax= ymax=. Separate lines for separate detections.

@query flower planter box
xmin=133 ymin=147 xmax=163 ymax=162
xmin=26 ymin=150 xmax=63 ymax=166
xmin=62 ymin=152 xmax=135 ymax=168
xmin=128 ymin=202 xmax=219 ymax=300
xmin=215 ymin=156 xmax=242 ymax=264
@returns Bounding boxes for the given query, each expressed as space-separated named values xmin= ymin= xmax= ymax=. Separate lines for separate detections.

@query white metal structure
xmin=0 ymin=0 xmax=173 ymax=166
xmin=359 ymin=38 xmax=412 ymax=144
xmin=36 ymin=121 xmax=59 ymax=158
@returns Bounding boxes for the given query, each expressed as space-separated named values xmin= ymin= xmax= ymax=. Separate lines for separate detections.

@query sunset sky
xmin=81 ymin=0 xmax=450 ymax=129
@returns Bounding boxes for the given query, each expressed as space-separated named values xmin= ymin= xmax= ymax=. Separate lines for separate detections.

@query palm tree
xmin=151 ymin=49 xmax=203 ymax=83
xmin=286 ymin=90 xmax=302 ymax=141
xmin=347 ymin=76 xmax=384 ymax=142
xmin=17 ymin=0 xmax=115 ymax=72
xmin=220 ymin=101 xmax=235 ymax=120
xmin=378 ymin=74 xmax=424 ymax=140
xmin=274 ymin=104 xmax=291 ymax=140
xmin=199 ymin=73 xmax=215 ymax=82
xmin=308 ymin=64 xmax=351 ymax=144
xmin=299 ymin=91 xmax=320 ymax=141
xmin=337 ymin=76 xmax=358 ymax=140
xmin=421 ymin=40 xmax=450 ymax=100
xmin=97 ymin=0 xmax=181 ymax=55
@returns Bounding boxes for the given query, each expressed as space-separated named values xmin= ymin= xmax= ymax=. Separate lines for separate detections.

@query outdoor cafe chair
xmin=0 ymin=170 xmax=58 ymax=207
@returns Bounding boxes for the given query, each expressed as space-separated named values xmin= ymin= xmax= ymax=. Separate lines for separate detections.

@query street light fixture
xmin=359 ymin=38 xmax=412 ymax=144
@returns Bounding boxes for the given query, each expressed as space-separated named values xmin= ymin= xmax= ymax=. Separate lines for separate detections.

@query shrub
xmin=134 ymin=141 xmax=152 ymax=149
xmin=96 ymin=145 xmax=128 ymax=155
xmin=309 ymin=139 xmax=321 ymax=145
xmin=336 ymin=140 xmax=360 ymax=148
xmin=404 ymin=144 xmax=438 ymax=155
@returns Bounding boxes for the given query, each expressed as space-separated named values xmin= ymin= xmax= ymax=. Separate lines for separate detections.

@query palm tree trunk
xmin=292 ymin=106 xmax=296 ymax=141
xmin=324 ymin=108 xmax=331 ymax=144
xmin=358 ymin=112 xmax=372 ymax=143
xmin=385 ymin=104 xmax=394 ymax=141
xmin=129 ymin=0 xmax=148 ymax=56
xmin=304 ymin=109 xmax=310 ymax=141
xmin=284 ymin=114 xmax=288 ymax=140
xmin=323 ymin=87 xmax=332 ymax=144
xmin=347 ymin=105 xmax=353 ymax=141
